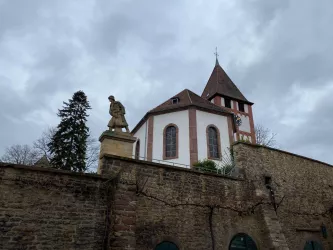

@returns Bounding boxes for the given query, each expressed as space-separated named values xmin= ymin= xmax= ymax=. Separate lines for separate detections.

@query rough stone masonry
xmin=1 ymin=142 xmax=332 ymax=249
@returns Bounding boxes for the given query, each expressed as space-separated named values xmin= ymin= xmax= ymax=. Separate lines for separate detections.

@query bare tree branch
xmin=255 ymin=124 xmax=277 ymax=148
xmin=33 ymin=127 xmax=56 ymax=161
xmin=86 ymin=136 xmax=99 ymax=170
xmin=1 ymin=127 xmax=99 ymax=171
xmin=33 ymin=127 xmax=99 ymax=171
xmin=1 ymin=144 xmax=40 ymax=165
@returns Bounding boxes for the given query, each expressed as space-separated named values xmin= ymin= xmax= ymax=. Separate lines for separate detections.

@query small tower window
xmin=225 ymin=98 xmax=231 ymax=108
xmin=171 ymin=97 xmax=180 ymax=104
xmin=238 ymin=102 xmax=245 ymax=112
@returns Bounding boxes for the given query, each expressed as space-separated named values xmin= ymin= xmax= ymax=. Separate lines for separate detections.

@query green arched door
xmin=229 ymin=233 xmax=258 ymax=250
xmin=304 ymin=241 xmax=323 ymax=250
xmin=155 ymin=241 xmax=179 ymax=250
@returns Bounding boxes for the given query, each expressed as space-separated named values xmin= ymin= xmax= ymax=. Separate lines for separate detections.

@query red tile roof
xmin=149 ymin=89 xmax=232 ymax=115
xmin=201 ymin=62 xmax=252 ymax=104
xmin=131 ymin=89 xmax=234 ymax=134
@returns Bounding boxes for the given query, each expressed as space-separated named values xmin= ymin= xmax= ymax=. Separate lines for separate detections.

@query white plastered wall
xmin=221 ymin=97 xmax=225 ymax=107
xmin=196 ymin=110 xmax=231 ymax=165
xmin=239 ymin=134 xmax=252 ymax=143
xmin=238 ymin=114 xmax=251 ymax=133
xmin=153 ymin=110 xmax=190 ymax=167
xmin=132 ymin=121 xmax=148 ymax=160
xmin=244 ymin=104 xmax=249 ymax=113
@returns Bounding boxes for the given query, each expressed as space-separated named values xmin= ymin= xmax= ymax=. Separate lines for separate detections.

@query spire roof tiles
xmin=201 ymin=62 xmax=252 ymax=104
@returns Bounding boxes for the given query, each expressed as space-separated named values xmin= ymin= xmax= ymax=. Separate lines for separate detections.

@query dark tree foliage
xmin=48 ymin=91 xmax=91 ymax=172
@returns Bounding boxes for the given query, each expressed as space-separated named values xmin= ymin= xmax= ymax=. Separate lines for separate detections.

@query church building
xmin=131 ymin=57 xmax=255 ymax=167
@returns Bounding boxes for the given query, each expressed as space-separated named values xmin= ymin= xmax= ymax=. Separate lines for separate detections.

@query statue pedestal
xmin=97 ymin=130 xmax=136 ymax=174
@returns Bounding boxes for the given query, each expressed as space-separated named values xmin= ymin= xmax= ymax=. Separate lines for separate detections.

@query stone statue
xmin=108 ymin=95 xmax=130 ymax=133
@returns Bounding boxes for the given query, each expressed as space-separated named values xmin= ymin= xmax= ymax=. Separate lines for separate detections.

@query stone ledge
xmin=99 ymin=130 xmax=136 ymax=143
xmin=232 ymin=141 xmax=333 ymax=168
xmin=100 ymin=153 xmax=244 ymax=181
xmin=0 ymin=162 xmax=108 ymax=180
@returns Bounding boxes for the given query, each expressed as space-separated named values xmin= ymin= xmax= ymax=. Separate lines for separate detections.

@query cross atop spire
xmin=214 ymin=47 xmax=220 ymax=66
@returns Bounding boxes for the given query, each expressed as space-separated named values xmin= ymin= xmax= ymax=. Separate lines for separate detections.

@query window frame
xmin=206 ymin=125 xmax=222 ymax=160
xmin=171 ymin=97 xmax=180 ymax=104
xmin=163 ymin=124 xmax=179 ymax=160
xmin=238 ymin=102 xmax=245 ymax=112
xmin=224 ymin=97 xmax=231 ymax=108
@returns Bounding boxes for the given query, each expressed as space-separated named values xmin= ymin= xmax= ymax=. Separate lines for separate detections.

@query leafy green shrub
xmin=193 ymin=159 xmax=217 ymax=173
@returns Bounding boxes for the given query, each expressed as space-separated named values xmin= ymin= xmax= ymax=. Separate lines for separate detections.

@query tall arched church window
xmin=155 ymin=241 xmax=179 ymax=250
xmin=135 ymin=140 xmax=140 ymax=160
xmin=229 ymin=233 xmax=258 ymax=250
xmin=164 ymin=124 xmax=178 ymax=159
xmin=207 ymin=126 xmax=220 ymax=159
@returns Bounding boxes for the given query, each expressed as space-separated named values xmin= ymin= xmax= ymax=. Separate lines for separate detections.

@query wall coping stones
xmin=0 ymin=162 xmax=109 ymax=180
xmin=232 ymin=141 xmax=333 ymax=168
xmin=100 ymin=153 xmax=244 ymax=181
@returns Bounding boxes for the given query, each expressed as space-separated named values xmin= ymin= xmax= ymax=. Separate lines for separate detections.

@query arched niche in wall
xmin=155 ymin=241 xmax=179 ymax=250
xmin=303 ymin=240 xmax=323 ymax=250
xmin=229 ymin=233 xmax=258 ymax=250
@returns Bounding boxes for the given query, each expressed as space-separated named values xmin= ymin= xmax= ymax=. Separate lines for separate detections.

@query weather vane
xmin=214 ymin=47 xmax=219 ymax=59
xmin=214 ymin=47 xmax=219 ymax=66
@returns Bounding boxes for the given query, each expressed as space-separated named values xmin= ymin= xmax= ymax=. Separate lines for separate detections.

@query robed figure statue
xmin=108 ymin=95 xmax=130 ymax=133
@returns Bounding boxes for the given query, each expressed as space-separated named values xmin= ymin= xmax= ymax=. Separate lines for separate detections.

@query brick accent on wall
xmin=188 ymin=108 xmax=198 ymax=167
xmin=147 ymin=116 xmax=154 ymax=161
xmin=229 ymin=100 xmax=256 ymax=143
xmin=214 ymin=96 xmax=221 ymax=106
xmin=248 ymin=105 xmax=256 ymax=143
xmin=227 ymin=115 xmax=234 ymax=145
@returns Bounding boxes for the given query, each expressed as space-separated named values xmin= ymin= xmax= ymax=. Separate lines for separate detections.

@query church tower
xmin=201 ymin=57 xmax=256 ymax=143
xmin=131 ymin=53 xmax=255 ymax=168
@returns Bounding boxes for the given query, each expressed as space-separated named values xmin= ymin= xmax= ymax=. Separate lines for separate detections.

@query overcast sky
xmin=1 ymin=0 xmax=332 ymax=165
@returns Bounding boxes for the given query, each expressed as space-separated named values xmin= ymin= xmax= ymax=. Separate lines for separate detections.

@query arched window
xmin=155 ymin=241 xmax=179 ymax=250
xmin=304 ymin=241 xmax=323 ymax=250
xmin=229 ymin=233 xmax=258 ymax=250
xmin=135 ymin=140 xmax=140 ymax=160
xmin=164 ymin=124 xmax=178 ymax=159
xmin=207 ymin=126 xmax=220 ymax=159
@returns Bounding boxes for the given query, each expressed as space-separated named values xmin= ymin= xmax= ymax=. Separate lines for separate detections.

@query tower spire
xmin=214 ymin=47 xmax=219 ymax=66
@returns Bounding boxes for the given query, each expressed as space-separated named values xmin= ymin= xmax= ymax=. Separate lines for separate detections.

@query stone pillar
xmin=262 ymin=208 xmax=290 ymax=249
xmin=99 ymin=155 xmax=138 ymax=250
xmin=97 ymin=130 xmax=136 ymax=174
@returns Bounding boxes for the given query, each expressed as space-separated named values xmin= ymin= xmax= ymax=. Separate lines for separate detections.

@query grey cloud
xmin=0 ymin=0 xmax=333 ymax=166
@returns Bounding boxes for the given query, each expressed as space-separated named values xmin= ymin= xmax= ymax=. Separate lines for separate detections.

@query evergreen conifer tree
xmin=48 ymin=91 xmax=91 ymax=172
